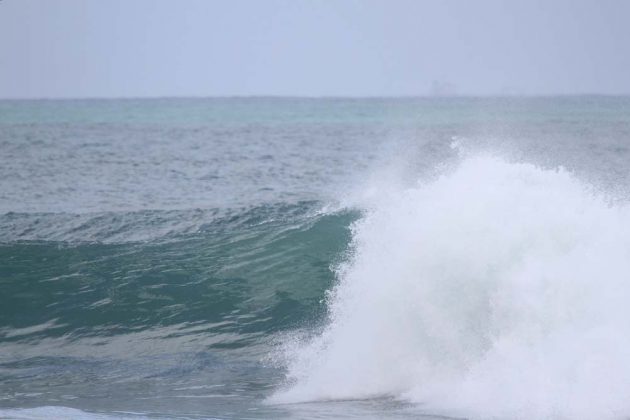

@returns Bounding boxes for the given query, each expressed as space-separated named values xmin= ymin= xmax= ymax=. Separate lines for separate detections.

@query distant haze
xmin=1 ymin=0 xmax=629 ymax=98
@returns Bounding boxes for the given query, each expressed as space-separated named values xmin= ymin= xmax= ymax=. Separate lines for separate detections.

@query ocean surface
xmin=2 ymin=97 xmax=630 ymax=420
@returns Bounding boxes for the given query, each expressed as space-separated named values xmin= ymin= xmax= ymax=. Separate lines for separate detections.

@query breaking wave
xmin=273 ymin=154 xmax=630 ymax=420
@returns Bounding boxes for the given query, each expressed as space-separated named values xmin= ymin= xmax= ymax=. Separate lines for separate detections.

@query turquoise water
xmin=2 ymin=97 xmax=630 ymax=419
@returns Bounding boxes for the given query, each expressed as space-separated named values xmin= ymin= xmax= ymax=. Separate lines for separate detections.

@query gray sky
xmin=1 ymin=0 xmax=629 ymax=98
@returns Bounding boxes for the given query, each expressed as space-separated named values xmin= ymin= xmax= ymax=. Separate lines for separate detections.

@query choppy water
xmin=2 ymin=97 xmax=630 ymax=419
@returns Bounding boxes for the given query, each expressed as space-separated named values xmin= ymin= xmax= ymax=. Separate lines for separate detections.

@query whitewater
xmin=273 ymin=151 xmax=630 ymax=420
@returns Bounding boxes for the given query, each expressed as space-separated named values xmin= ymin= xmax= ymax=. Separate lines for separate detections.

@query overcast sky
xmin=1 ymin=0 xmax=629 ymax=98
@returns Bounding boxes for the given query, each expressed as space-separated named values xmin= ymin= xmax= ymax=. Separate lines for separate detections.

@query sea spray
xmin=272 ymin=155 xmax=630 ymax=419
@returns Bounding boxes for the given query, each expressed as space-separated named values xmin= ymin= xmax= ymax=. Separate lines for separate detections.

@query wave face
xmin=273 ymin=155 xmax=630 ymax=420
xmin=0 ymin=203 xmax=354 ymax=344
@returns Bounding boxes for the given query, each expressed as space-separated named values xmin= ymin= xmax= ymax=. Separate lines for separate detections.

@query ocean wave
xmin=0 ymin=204 xmax=357 ymax=350
xmin=272 ymin=154 xmax=630 ymax=420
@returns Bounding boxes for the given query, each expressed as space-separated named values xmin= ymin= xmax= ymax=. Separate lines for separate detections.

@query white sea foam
xmin=272 ymin=154 xmax=630 ymax=419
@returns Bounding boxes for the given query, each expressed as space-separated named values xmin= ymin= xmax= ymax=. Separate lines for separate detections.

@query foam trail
xmin=271 ymin=154 xmax=630 ymax=420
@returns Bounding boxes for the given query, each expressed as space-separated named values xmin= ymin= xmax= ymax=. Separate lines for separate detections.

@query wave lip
xmin=272 ymin=155 xmax=630 ymax=420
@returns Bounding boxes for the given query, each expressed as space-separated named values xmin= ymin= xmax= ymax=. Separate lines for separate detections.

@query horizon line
xmin=2 ymin=93 xmax=630 ymax=101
